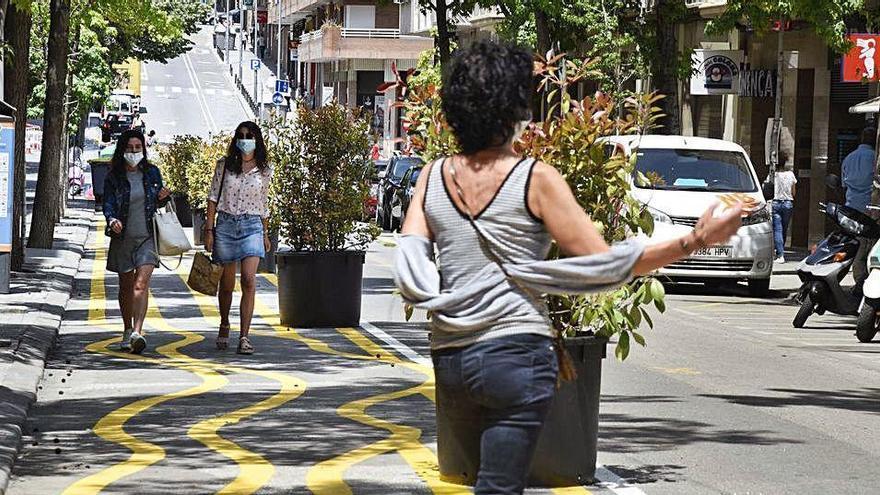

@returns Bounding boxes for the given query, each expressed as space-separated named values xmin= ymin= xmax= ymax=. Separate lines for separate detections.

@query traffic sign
xmin=272 ymin=92 xmax=285 ymax=106
xmin=275 ymin=79 xmax=289 ymax=94
xmin=250 ymin=58 xmax=261 ymax=71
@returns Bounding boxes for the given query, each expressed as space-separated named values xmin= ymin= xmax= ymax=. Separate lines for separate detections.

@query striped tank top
xmin=423 ymin=157 xmax=553 ymax=349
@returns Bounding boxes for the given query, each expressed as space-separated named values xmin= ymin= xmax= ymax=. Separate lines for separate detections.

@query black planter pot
xmin=436 ymin=335 xmax=608 ymax=488
xmin=257 ymin=233 xmax=279 ymax=274
xmin=276 ymin=251 xmax=365 ymax=327
xmin=174 ymin=195 xmax=193 ymax=228
xmin=192 ymin=208 xmax=206 ymax=247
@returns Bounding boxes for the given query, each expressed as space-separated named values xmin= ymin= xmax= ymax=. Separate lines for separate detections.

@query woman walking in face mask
xmin=204 ymin=121 xmax=273 ymax=355
xmin=104 ymin=129 xmax=172 ymax=354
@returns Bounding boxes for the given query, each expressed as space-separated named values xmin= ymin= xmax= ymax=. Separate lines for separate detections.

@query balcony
xmin=298 ymin=25 xmax=433 ymax=63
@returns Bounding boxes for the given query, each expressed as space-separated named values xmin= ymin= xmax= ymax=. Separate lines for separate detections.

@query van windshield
xmin=634 ymin=148 xmax=758 ymax=192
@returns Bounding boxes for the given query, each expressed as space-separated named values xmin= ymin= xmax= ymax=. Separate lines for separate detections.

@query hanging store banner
xmin=740 ymin=69 xmax=776 ymax=98
xmin=842 ymin=34 xmax=880 ymax=83
xmin=690 ymin=50 xmax=743 ymax=95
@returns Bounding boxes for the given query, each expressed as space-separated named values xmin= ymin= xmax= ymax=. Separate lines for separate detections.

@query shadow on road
xmin=700 ymin=387 xmax=880 ymax=415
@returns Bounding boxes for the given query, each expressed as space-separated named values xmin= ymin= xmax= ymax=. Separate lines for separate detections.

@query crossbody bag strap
xmin=447 ymin=156 xmax=577 ymax=383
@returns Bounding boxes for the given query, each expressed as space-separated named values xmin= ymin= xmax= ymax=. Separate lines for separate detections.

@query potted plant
xmin=398 ymin=54 xmax=667 ymax=487
xmin=157 ymin=135 xmax=202 ymax=227
xmin=273 ymin=102 xmax=380 ymax=327
xmin=186 ymin=133 xmax=228 ymax=246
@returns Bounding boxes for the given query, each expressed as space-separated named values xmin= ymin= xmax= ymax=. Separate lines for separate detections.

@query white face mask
xmin=124 ymin=152 xmax=144 ymax=166
xmin=513 ymin=120 xmax=532 ymax=142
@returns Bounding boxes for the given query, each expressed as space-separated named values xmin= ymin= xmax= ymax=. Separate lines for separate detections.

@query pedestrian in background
xmin=772 ymin=154 xmax=797 ymax=264
xmin=204 ymin=121 xmax=273 ymax=355
xmin=104 ymin=129 xmax=171 ymax=354
xmin=842 ymin=126 xmax=877 ymax=293
xmin=394 ymin=40 xmax=743 ymax=495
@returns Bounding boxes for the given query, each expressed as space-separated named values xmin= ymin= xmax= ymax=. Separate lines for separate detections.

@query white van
xmin=603 ymin=135 xmax=774 ymax=296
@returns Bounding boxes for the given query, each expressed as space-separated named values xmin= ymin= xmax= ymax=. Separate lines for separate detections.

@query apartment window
xmin=345 ymin=5 xmax=375 ymax=29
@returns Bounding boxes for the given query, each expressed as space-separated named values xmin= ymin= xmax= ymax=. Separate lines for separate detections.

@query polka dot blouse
xmin=209 ymin=159 xmax=273 ymax=218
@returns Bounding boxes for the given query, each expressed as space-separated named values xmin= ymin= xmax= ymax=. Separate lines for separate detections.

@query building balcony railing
xmin=297 ymin=25 xmax=433 ymax=63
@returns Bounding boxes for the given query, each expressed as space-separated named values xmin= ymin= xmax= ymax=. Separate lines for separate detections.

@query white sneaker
xmin=775 ymin=256 xmax=785 ymax=264
xmin=130 ymin=332 xmax=147 ymax=355
xmin=120 ymin=328 xmax=133 ymax=351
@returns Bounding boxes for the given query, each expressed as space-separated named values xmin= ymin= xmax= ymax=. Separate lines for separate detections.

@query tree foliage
xmin=707 ymin=0 xmax=866 ymax=53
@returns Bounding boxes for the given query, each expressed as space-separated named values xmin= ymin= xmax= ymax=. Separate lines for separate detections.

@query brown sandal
xmin=237 ymin=336 xmax=254 ymax=355
xmin=216 ymin=324 xmax=230 ymax=350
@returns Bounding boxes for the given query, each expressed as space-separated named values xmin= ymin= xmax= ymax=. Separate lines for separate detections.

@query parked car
xmin=378 ymin=155 xmax=423 ymax=230
xmin=390 ymin=165 xmax=423 ymax=231
xmin=101 ymin=113 xmax=133 ymax=142
xmin=602 ymin=135 xmax=773 ymax=296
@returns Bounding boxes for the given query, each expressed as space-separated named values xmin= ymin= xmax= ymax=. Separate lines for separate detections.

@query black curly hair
xmin=441 ymin=40 xmax=534 ymax=155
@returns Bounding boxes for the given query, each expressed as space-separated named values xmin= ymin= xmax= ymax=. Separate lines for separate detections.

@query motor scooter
xmin=856 ymin=237 xmax=880 ymax=342
xmin=792 ymin=176 xmax=880 ymax=328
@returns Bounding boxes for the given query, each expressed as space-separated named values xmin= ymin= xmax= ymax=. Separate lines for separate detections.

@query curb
xmin=0 ymin=206 xmax=93 ymax=494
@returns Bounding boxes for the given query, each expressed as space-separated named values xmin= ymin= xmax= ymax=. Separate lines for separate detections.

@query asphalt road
xmin=7 ymin=225 xmax=880 ymax=494
xmin=140 ymin=26 xmax=252 ymax=141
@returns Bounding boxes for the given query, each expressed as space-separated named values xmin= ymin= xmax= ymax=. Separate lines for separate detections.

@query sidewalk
xmin=216 ymin=41 xmax=282 ymax=117
xmin=0 ymin=200 xmax=94 ymax=492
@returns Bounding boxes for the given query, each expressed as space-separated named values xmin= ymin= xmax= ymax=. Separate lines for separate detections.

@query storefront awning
xmin=849 ymin=95 xmax=880 ymax=114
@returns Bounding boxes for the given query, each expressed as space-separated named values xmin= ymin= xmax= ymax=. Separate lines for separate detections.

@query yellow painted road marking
xmin=65 ymin=221 xmax=229 ymax=495
xmin=68 ymin=221 xmax=306 ymax=495
xmin=160 ymin=267 xmax=308 ymax=495
xmin=256 ymin=276 xmax=591 ymax=494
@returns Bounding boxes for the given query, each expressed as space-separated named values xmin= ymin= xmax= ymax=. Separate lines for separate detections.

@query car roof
xmin=601 ymin=134 xmax=747 ymax=153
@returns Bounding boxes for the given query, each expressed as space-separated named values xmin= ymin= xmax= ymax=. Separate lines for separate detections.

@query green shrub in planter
xmin=186 ymin=133 xmax=230 ymax=211
xmin=157 ymin=135 xmax=202 ymax=196
xmin=271 ymin=103 xmax=380 ymax=327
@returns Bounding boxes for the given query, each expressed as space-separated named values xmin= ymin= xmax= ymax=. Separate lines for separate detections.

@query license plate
xmin=693 ymin=246 xmax=733 ymax=257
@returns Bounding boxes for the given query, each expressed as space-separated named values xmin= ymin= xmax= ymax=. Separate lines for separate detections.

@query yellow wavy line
xmin=246 ymin=292 xmax=466 ymax=494
xmin=259 ymin=275 xmax=591 ymax=495
xmin=164 ymin=270 xmax=308 ymax=494
xmin=64 ymin=222 xmax=229 ymax=495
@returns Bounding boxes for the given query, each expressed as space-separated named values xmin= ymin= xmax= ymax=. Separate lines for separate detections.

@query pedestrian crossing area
xmin=141 ymin=84 xmax=235 ymax=97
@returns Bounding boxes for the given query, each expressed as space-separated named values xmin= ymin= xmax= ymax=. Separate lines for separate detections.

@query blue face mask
xmin=236 ymin=139 xmax=256 ymax=154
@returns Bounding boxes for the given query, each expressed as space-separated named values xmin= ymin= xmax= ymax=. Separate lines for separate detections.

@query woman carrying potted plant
xmin=104 ymin=129 xmax=172 ymax=354
xmin=204 ymin=121 xmax=272 ymax=355
xmin=394 ymin=40 xmax=745 ymax=495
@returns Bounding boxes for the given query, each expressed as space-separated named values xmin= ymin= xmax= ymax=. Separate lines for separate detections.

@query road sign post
xmin=251 ymin=58 xmax=261 ymax=121
xmin=275 ymin=79 xmax=289 ymax=94
xmin=272 ymin=91 xmax=285 ymax=106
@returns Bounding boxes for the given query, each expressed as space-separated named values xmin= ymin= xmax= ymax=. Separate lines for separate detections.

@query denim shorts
xmin=213 ymin=212 xmax=265 ymax=264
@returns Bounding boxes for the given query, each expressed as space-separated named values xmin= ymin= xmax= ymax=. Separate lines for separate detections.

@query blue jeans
xmin=432 ymin=333 xmax=558 ymax=494
xmin=773 ymin=200 xmax=794 ymax=258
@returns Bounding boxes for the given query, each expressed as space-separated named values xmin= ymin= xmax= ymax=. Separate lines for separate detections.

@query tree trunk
xmin=534 ymin=6 xmax=552 ymax=57
xmin=652 ymin=0 xmax=681 ymax=135
xmin=28 ymin=0 xmax=71 ymax=249
xmin=4 ymin=2 xmax=32 ymax=270
xmin=435 ymin=0 xmax=451 ymax=68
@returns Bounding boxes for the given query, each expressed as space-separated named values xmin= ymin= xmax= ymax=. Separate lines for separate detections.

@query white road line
xmin=595 ymin=465 xmax=648 ymax=495
xmin=204 ymin=88 xmax=216 ymax=95
xmin=142 ymin=63 xmax=149 ymax=81
xmin=154 ymin=86 xmax=165 ymax=93
xmin=182 ymin=50 xmax=217 ymax=133
xmin=171 ymin=86 xmax=183 ymax=93
xmin=188 ymin=88 xmax=198 ymax=94
xmin=360 ymin=322 xmax=431 ymax=367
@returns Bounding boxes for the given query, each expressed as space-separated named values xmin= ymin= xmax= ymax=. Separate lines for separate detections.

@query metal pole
xmin=277 ymin=0 xmax=283 ymax=80
xmin=225 ymin=0 xmax=231 ymax=63
xmin=239 ymin=2 xmax=244 ymax=83
xmin=770 ymin=24 xmax=785 ymax=177
xmin=255 ymin=6 xmax=260 ymax=120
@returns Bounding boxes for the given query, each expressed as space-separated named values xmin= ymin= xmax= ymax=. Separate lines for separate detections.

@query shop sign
xmin=740 ymin=69 xmax=775 ymax=98
xmin=842 ymin=34 xmax=880 ymax=82
xmin=690 ymin=50 xmax=743 ymax=95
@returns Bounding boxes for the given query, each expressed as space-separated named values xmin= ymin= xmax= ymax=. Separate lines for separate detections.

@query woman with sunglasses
xmin=104 ymin=129 xmax=172 ymax=354
xmin=204 ymin=121 xmax=273 ymax=355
